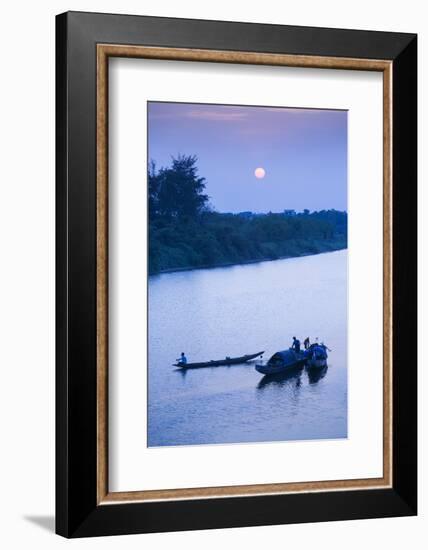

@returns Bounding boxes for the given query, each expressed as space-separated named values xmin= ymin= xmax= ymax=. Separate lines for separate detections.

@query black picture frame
xmin=56 ymin=11 xmax=417 ymax=538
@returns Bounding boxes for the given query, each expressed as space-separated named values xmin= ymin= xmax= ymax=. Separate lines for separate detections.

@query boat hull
xmin=307 ymin=358 xmax=327 ymax=369
xmin=175 ymin=351 xmax=264 ymax=369
xmin=255 ymin=353 xmax=306 ymax=375
xmin=257 ymin=369 xmax=303 ymax=388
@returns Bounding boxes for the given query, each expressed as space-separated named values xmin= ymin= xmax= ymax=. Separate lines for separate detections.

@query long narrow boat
xmin=255 ymin=349 xmax=307 ymax=375
xmin=174 ymin=351 xmax=264 ymax=369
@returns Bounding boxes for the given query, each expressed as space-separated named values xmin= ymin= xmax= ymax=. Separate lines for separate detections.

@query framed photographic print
xmin=56 ymin=11 xmax=417 ymax=537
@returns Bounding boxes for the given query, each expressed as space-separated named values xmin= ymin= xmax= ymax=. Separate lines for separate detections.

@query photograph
xmin=147 ymin=101 xmax=348 ymax=447
xmin=50 ymin=8 xmax=417 ymax=540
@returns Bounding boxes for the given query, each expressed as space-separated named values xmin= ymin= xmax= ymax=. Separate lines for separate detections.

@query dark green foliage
xmin=148 ymin=157 xmax=347 ymax=274
xmin=149 ymin=155 xmax=209 ymax=219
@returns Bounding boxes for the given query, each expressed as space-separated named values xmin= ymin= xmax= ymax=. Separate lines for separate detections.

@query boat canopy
xmin=308 ymin=344 xmax=328 ymax=360
xmin=267 ymin=349 xmax=296 ymax=366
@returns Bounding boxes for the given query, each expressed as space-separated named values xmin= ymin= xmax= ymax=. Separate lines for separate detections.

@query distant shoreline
xmin=149 ymin=209 xmax=347 ymax=276
xmin=150 ymin=243 xmax=347 ymax=276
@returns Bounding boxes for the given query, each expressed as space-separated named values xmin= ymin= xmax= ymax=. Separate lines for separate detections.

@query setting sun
xmin=254 ymin=167 xmax=266 ymax=179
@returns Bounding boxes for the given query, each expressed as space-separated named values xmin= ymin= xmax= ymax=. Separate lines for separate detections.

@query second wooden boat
xmin=255 ymin=349 xmax=307 ymax=375
xmin=305 ymin=343 xmax=329 ymax=369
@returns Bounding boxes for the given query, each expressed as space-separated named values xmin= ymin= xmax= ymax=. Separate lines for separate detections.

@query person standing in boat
xmin=304 ymin=337 xmax=310 ymax=350
xmin=177 ymin=352 xmax=187 ymax=365
xmin=292 ymin=337 xmax=301 ymax=353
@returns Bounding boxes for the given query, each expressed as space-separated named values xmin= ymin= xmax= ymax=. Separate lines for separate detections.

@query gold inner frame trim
xmin=96 ymin=44 xmax=393 ymax=505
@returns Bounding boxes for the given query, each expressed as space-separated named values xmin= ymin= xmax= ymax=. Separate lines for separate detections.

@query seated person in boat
xmin=177 ymin=352 xmax=187 ymax=365
xmin=292 ymin=337 xmax=301 ymax=353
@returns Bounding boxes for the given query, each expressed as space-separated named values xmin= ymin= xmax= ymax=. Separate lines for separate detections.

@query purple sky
xmin=148 ymin=102 xmax=347 ymax=213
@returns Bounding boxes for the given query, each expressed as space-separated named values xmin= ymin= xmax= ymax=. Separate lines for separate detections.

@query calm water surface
xmin=148 ymin=250 xmax=347 ymax=446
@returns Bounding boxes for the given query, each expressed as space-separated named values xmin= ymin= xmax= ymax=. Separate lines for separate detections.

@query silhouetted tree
xmin=149 ymin=155 xmax=209 ymax=219
xmin=148 ymin=160 xmax=160 ymax=218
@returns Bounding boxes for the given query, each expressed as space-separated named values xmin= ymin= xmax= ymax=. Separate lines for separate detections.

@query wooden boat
xmin=174 ymin=351 xmax=264 ymax=369
xmin=255 ymin=349 xmax=307 ymax=375
xmin=305 ymin=344 xmax=329 ymax=369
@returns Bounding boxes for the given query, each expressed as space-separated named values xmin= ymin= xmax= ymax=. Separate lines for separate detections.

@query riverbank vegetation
xmin=148 ymin=156 xmax=347 ymax=274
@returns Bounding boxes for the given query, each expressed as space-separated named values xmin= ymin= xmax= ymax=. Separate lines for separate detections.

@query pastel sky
xmin=148 ymin=102 xmax=347 ymax=213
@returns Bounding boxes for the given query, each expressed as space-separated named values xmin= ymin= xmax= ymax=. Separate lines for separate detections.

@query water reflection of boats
xmin=306 ymin=365 xmax=328 ymax=384
xmin=257 ymin=368 xmax=303 ymax=390
xmin=255 ymin=349 xmax=306 ymax=375
xmin=174 ymin=351 xmax=264 ymax=369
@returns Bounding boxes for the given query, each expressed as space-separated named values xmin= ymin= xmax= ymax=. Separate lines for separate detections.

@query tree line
xmin=148 ymin=155 xmax=347 ymax=274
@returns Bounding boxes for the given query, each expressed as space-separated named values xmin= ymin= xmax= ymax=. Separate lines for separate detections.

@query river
xmin=148 ymin=249 xmax=347 ymax=446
